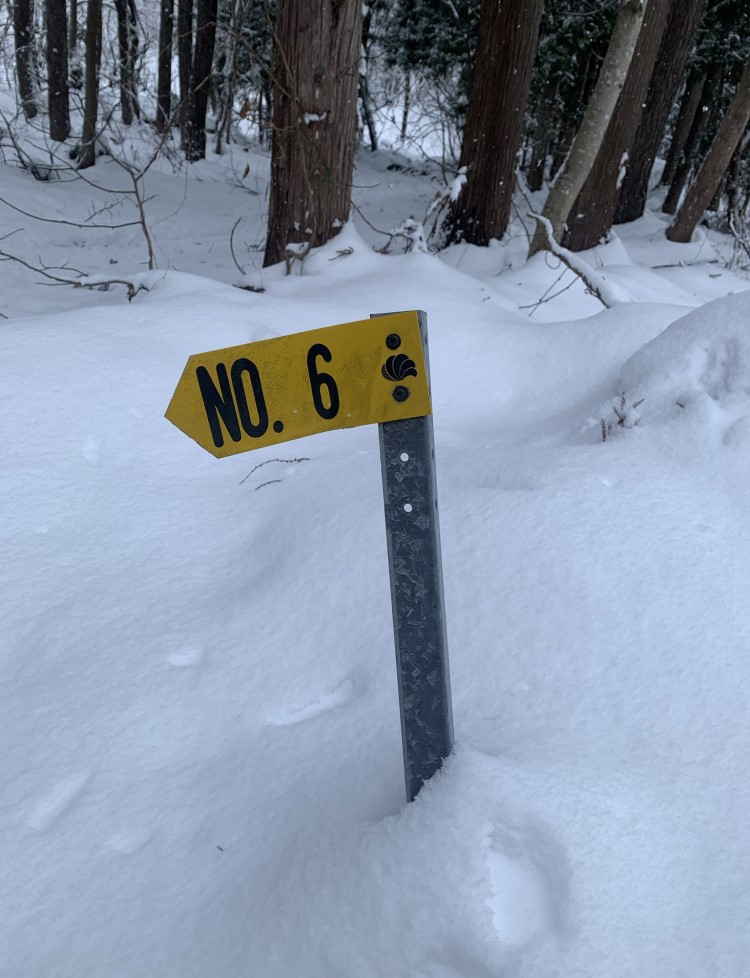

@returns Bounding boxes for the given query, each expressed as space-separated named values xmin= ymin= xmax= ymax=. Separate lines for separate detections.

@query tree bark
xmin=443 ymin=0 xmax=543 ymax=246
xmin=79 ymin=0 xmax=102 ymax=168
xmin=156 ymin=0 xmax=174 ymax=132
xmin=114 ymin=0 xmax=139 ymax=125
xmin=46 ymin=0 xmax=70 ymax=139
xmin=663 ymin=67 xmax=720 ymax=214
xmin=68 ymin=0 xmax=77 ymax=52
xmin=183 ymin=0 xmax=217 ymax=160
xmin=177 ymin=0 xmax=193 ymax=132
xmin=667 ymin=60 xmax=750 ymax=242
xmin=528 ymin=0 xmax=649 ymax=258
xmin=526 ymin=77 xmax=558 ymax=192
xmin=13 ymin=0 xmax=37 ymax=119
xmin=615 ymin=0 xmax=707 ymax=224
xmin=564 ymin=0 xmax=671 ymax=252
xmin=661 ymin=70 xmax=704 ymax=187
xmin=263 ymin=0 xmax=363 ymax=267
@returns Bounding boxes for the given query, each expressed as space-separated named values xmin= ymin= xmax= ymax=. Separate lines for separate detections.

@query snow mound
xmin=616 ymin=292 xmax=750 ymax=438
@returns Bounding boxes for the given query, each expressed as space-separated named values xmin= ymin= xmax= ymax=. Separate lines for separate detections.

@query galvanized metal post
xmin=375 ymin=310 xmax=454 ymax=802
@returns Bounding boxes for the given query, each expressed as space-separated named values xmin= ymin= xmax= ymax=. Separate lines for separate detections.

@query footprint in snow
xmin=266 ymin=677 xmax=354 ymax=726
xmin=81 ymin=437 xmax=102 ymax=466
xmin=167 ymin=645 xmax=205 ymax=668
xmin=106 ymin=827 xmax=153 ymax=854
xmin=28 ymin=770 xmax=92 ymax=832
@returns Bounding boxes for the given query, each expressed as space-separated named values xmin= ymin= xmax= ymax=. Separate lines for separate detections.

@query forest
xmin=1 ymin=0 xmax=750 ymax=271
xmin=2 ymin=3 xmax=750 ymax=977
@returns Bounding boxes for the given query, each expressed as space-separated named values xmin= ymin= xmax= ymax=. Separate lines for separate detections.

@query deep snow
xmin=2 ymin=137 xmax=750 ymax=977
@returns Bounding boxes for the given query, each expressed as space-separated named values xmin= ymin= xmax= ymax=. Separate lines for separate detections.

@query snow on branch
xmin=528 ymin=213 xmax=618 ymax=309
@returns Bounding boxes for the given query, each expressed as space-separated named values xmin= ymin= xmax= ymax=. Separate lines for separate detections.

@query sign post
xmin=375 ymin=312 xmax=453 ymax=802
xmin=165 ymin=309 xmax=453 ymax=801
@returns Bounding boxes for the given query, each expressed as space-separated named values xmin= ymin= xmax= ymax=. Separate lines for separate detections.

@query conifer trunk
xmin=156 ymin=0 xmax=174 ymax=132
xmin=79 ymin=0 xmax=102 ymax=168
xmin=667 ymin=61 xmax=750 ymax=243
xmin=263 ymin=0 xmax=363 ymax=267
xmin=444 ymin=0 xmax=543 ymax=246
xmin=528 ymin=0 xmax=648 ymax=258
xmin=615 ymin=0 xmax=707 ymax=224
xmin=46 ymin=0 xmax=70 ymax=139
xmin=563 ymin=0 xmax=670 ymax=252
xmin=13 ymin=0 xmax=37 ymax=119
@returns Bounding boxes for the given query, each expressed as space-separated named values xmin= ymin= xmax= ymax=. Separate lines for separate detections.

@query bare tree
xmin=668 ymin=60 xmax=750 ymax=242
xmin=442 ymin=0 xmax=543 ymax=246
xmin=528 ymin=0 xmax=648 ymax=259
xmin=46 ymin=0 xmax=70 ymax=139
xmin=263 ymin=0 xmax=363 ymax=267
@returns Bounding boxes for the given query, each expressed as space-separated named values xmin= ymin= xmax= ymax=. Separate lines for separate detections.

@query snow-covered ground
xmin=2 ymin=136 xmax=750 ymax=977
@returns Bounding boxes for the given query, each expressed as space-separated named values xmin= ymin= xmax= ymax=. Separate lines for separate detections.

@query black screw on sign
xmin=374 ymin=311 xmax=454 ymax=802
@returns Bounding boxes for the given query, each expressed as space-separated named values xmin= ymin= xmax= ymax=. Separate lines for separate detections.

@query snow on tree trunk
xmin=564 ymin=0 xmax=670 ymax=252
xmin=443 ymin=0 xmax=543 ymax=247
xmin=615 ymin=0 xmax=707 ymax=225
xmin=667 ymin=60 xmax=750 ymax=243
xmin=528 ymin=0 xmax=649 ymax=259
xmin=263 ymin=0 xmax=363 ymax=268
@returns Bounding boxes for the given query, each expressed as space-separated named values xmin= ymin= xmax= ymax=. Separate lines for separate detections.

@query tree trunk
xmin=183 ymin=0 xmax=217 ymax=160
xmin=529 ymin=0 xmax=648 ymax=258
xmin=263 ymin=0 xmax=363 ymax=267
xmin=46 ymin=0 xmax=70 ymax=139
xmin=563 ymin=0 xmax=670 ymax=252
xmin=68 ymin=0 xmax=77 ymax=52
xmin=115 ymin=0 xmax=135 ymax=124
xmin=663 ymin=67 xmax=720 ymax=214
xmin=177 ymin=0 xmax=193 ymax=131
xmin=400 ymin=71 xmax=410 ymax=142
xmin=661 ymin=70 xmax=704 ymax=186
xmin=549 ymin=51 xmax=594 ymax=181
xmin=13 ymin=0 xmax=37 ymax=119
xmin=156 ymin=0 xmax=174 ymax=132
xmin=443 ymin=0 xmax=543 ymax=246
xmin=615 ymin=0 xmax=707 ymax=224
xmin=527 ymin=78 xmax=558 ymax=192
xmin=667 ymin=60 xmax=750 ymax=242
xmin=79 ymin=0 xmax=102 ymax=168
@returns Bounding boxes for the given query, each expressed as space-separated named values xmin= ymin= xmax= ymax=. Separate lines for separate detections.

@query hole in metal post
xmin=403 ymin=503 xmax=413 ymax=513
xmin=400 ymin=452 xmax=409 ymax=462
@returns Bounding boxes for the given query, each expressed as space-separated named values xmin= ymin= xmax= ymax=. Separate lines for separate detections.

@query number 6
xmin=307 ymin=343 xmax=340 ymax=420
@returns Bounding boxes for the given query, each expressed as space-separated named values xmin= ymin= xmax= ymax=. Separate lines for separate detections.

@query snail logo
xmin=382 ymin=354 xmax=418 ymax=382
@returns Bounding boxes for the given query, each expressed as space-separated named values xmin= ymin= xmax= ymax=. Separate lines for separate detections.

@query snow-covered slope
xmin=1 ymin=148 xmax=749 ymax=977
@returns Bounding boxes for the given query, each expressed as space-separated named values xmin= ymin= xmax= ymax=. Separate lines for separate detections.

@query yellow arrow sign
xmin=165 ymin=311 xmax=432 ymax=457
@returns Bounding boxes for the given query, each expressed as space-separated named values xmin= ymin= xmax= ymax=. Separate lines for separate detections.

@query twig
xmin=229 ymin=217 xmax=246 ymax=275
xmin=239 ymin=456 xmax=310 ymax=485
xmin=0 ymin=249 xmax=150 ymax=300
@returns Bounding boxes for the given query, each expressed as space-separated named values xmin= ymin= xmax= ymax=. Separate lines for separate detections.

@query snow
xmin=2 ymin=139 xmax=750 ymax=977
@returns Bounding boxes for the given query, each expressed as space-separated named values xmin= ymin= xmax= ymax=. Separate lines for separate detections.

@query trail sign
xmin=165 ymin=312 xmax=431 ymax=456
xmin=166 ymin=309 xmax=453 ymax=802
